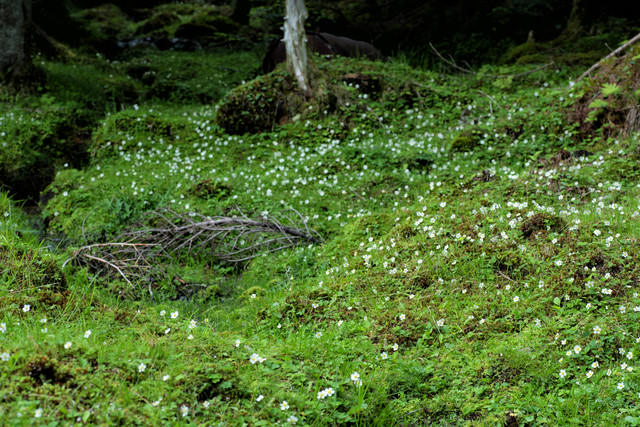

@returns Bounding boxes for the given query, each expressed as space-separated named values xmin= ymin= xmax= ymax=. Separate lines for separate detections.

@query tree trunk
xmin=0 ymin=0 xmax=31 ymax=83
xmin=283 ymin=0 xmax=310 ymax=96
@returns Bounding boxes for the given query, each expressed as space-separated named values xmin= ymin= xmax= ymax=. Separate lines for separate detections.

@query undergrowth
xmin=2 ymin=45 xmax=640 ymax=425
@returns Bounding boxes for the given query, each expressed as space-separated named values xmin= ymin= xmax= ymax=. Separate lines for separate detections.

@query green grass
xmin=3 ymin=47 xmax=640 ymax=425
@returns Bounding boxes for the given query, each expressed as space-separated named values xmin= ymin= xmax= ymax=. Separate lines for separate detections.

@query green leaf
xmin=588 ymin=99 xmax=608 ymax=109
xmin=601 ymin=83 xmax=621 ymax=97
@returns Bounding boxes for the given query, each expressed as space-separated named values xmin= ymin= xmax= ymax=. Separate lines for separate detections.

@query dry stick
xmin=82 ymin=254 xmax=133 ymax=288
xmin=576 ymin=32 xmax=640 ymax=83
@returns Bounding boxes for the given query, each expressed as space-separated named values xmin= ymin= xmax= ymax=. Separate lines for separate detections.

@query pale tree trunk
xmin=0 ymin=0 xmax=31 ymax=82
xmin=283 ymin=0 xmax=310 ymax=96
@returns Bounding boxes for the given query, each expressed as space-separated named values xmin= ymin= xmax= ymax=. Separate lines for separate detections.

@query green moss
xmin=72 ymin=4 xmax=135 ymax=50
xmin=451 ymin=128 xmax=483 ymax=152
xmin=0 ymin=243 xmax=67 ymax=315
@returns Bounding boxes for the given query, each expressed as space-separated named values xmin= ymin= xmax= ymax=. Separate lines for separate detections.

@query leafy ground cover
xmin=2 ymin=45 xmax=640 ymax=425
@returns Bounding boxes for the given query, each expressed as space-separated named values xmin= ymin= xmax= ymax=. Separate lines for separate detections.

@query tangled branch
xmin=64 ymin=208 xmax=321 ymax=295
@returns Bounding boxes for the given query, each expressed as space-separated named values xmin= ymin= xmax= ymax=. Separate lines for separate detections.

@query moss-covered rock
xmin=71 ymin=4 xmax=135 ymax=54
xmin=215 ymin=64 xmax=346 ymax=135
xmin=451 ymin=128 xmax=483 ymax=152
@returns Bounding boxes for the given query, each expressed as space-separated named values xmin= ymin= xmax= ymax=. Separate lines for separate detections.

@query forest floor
xmin=2 ymin=42 xmax=640 ymax=425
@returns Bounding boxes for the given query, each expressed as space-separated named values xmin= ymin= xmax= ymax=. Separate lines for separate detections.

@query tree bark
xmin=0 ymin=0 xmax=31 ymax=83
xmin=283 ymin=0 xmax=310 ymax=96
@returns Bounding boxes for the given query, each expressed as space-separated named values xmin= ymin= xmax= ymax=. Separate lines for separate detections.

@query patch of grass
xmin=4 ymin=45 xmax=640 ymax=425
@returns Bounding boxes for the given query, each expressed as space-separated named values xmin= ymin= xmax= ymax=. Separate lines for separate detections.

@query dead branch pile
xmin=64 ymin=208 xmax=321 ymax=296
xmin=124 ymin=208 xmax=321 ymax=262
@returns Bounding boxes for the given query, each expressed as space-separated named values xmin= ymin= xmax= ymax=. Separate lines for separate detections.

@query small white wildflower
xmin=180 ymin=405 xmax=189 ymax=417
xmin=138 ymin=362 xmax=146 ymax=373
xmin=22 ymin=304 xmax=30 ymax=313
xmin=559 ymin=369 xmax=567 ymax=378
xmin=170 ymin=311 xmax=179 ymax=319
xmin=84 ymin=330 xmax=92 ymax=338
xmin=64 ymin=341 xmax=72 ymax=349
xmin=256 ymin=395 xmax=264 ymax=402
xmin=280 ymin=401 xmax=289 ymax=410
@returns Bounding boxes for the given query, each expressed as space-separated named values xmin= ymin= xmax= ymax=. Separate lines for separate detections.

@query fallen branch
xmin=64 ymin=208 xmax=322 ymax=294
xmin=575 ymin=32 xmax=640 ymax=83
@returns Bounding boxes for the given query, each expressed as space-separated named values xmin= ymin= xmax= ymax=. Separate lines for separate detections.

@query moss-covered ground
xmin=3 ymin=44 xmax=640 ymax=425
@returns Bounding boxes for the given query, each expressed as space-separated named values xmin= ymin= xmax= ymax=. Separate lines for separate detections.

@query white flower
xmin=189 ymin=320 xmax=197 ymax=329
xmin=559 ymin=369 xmax=567 ymax=378
xmin=315 ymin=331 xmax=322 ymax=338
xmin=84 ymin=330 xmax=92 ymax=338
xmin=0 ymin=352 xmax=9 ymax=362
xmin=280 ymin=401 xmax=289 ymax=410
xmin=64 ymin=341 xmax=72 ymax=349
xmin=593 ymin=326 xmax=601 ymax=335
xmin=170 ymin=311 xmax=179 ymax=319
xmin=163 ymin=375 xmax=170 ymax=381
xmin=250 ymin=353 xmax=265 ymax=364
xmin=0 ymin=323 xmax=6 ymax=333
xmin=392 ymin=343 xmax=399 ymax=351
xmin=256 ymin=395 xmax=264 ymax=402
xmin=138 ymin=362 xmax=146 ymax=373
xmin=586 ymin=370 xmax=593 ymax=378
xmin=202 ymin=400 xmax=210 ymax=408
xmin=287 ymin=415 xmax=298 ymax=424
xmin=380 ymin=352 xmax=388 ymax=360
xmin=180 ymin=405 xmax=189 ymax=417
xmin=160 ymin=310 xmax=166 ymax=316
xmin=591 ymin=361 xmax=599 ymax=369
xmin=399 ymin=314 xmax=406 ymax=321
xmin=235 ymin=339 xmax=241 ymax=347
xmin=34 ymin=408 xmax=43 ymax=418
xmin=617 ymin=382 xmax=625 ymax=390
xmin=513 ymin=296 xmax=519 ymax=302
xmin=573 ymin=345 xmax=582 ymax=354
xmin=436 ymin=318 xmax=445 ymax=327
xmin=22 ymin=304 xmax=30 ymax=313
